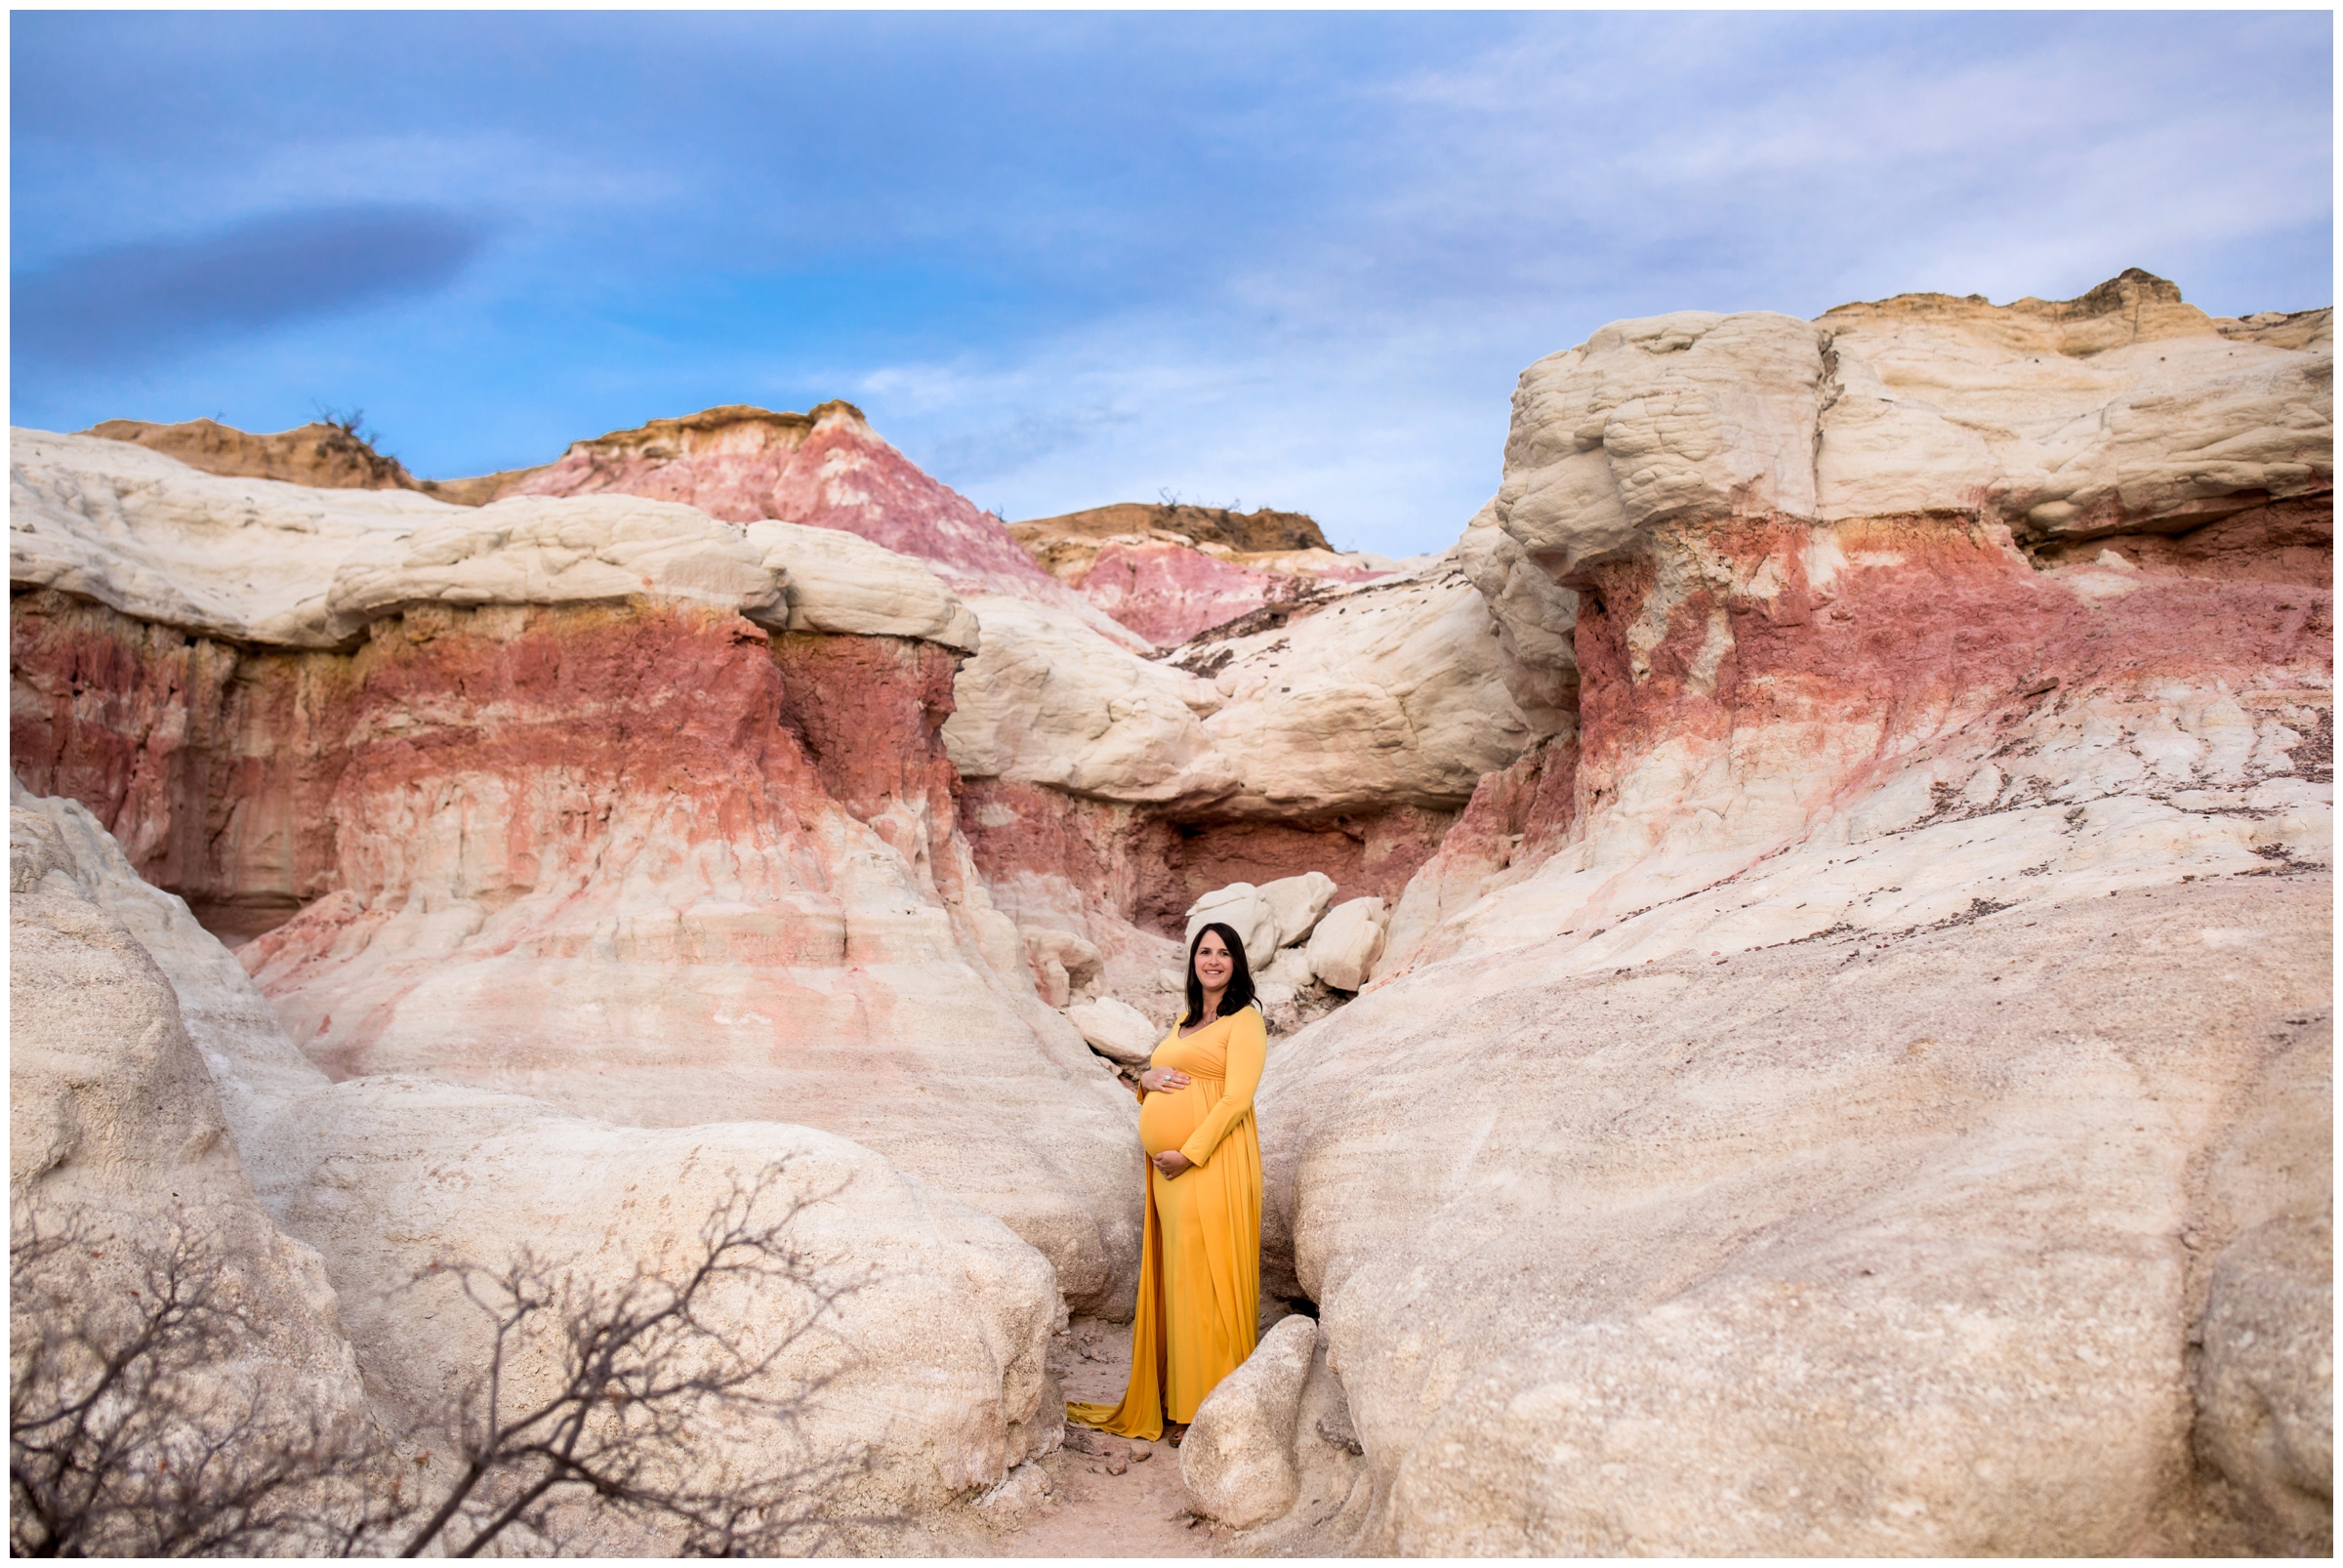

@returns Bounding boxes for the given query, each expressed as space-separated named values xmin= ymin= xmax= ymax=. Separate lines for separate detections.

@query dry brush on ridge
xmin=8 ymin=266 xmax=2332 ymax=1554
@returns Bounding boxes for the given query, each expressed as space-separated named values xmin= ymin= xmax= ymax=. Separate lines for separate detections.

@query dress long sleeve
xmin=1177 ymin=1006 xmax=1266 ymax=1169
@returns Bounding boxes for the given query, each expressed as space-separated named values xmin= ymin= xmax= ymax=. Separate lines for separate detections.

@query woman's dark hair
xmin=1183 ymin=921 xmax=1258 ymax=1026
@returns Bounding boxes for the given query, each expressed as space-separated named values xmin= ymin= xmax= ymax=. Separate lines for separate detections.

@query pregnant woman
xmin=1068 ymin=923 xmax=1266 ymax=1446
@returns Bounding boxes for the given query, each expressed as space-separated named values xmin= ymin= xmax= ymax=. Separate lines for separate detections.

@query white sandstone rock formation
xmin=1184 ymin=883 xmax=1280 ymax=970
xmin=11 ymin=787 xmax=377 ymax=1551
xmin=1064 ymin=996 xmax=1164 ymax=1067
xmin=10 ymin=783 xmax=1067 ymax=1547
xmin=1260 ymin=879 xmax=2332 ymax=1556
xmin=1256 ymin=871 xmax=1337 ymax=948
xmin=1253 ymin=273 xmax=2333 ymax=1555
xmin=10 ymin=429 xmax=1147 ymax=1319
xmin=1180 ymin=558 xmax=1559 ymax=816
xmin=1179 ymin=1312 xmax=1319 ymax=1529
xmin=1305 ymin=896 xmax=1388 ymax=992
xmin=942 ymin=594 xmax=1232 ymax=804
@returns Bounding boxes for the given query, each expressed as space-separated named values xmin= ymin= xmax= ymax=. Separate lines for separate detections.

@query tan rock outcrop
xmin=86 ymin=416 xmax=424 ymax=491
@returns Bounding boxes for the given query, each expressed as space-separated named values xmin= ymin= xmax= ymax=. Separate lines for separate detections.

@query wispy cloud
xmin=14 ymin=205 xmax=490 ymax=365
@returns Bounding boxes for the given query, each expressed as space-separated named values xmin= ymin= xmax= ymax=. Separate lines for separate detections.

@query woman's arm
xmin=1175 ymin=1008 xmax=1267 ymax=1170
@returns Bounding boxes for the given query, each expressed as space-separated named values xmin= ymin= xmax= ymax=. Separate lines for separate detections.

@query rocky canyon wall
xmin=11 ymin=432 xmax=1142 ymax=1319
xmin=1229 ymin=270 xmax=2332 ymax=1555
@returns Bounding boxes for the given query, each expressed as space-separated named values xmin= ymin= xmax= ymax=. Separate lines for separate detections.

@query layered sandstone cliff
xmin=1227 ymin=270 xmax=2333 ymax=1555
xmin=10 ymin=431 xmax=1142 ymax=1320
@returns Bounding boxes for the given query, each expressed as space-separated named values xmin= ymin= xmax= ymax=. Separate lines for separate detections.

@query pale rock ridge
xmin=500 ymin=401 xmax=1149 ymax=647
xmin=9 ymin=784 xmax=1068 ymax=1546
xmin=10 ymin=430 xmax=979 ymax=653
xmin=1499 ymin=268 xmax=2333 ymax=581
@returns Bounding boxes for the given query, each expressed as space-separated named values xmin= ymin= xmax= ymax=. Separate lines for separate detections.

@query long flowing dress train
xmin=1067 ymin=1005 xmax=1266 ymax=1441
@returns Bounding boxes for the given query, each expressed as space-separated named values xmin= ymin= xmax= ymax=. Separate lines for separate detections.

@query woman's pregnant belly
xmin=1138 ymin=1080 xmax=1217 ymax=1157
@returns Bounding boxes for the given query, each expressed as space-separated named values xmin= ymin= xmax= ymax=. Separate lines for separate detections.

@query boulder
xmin=942 ymin=594 xmax=1234 ymax=805
xmin=1184 ymin=884 xmax=1280 ymax=971
xmin=1064 ymin=996 xmax=1165 ymax=1068
xmin=1180 ymin=1312 xmax=1319 ymax=1529
xmin=1257 ymin=871 xmax=1337 ymax=948
xmin=1260 ymin=945 xmax=1316 ymax=990
xmin=1021 ymin=925 xmax=1104 ymax=1008
xmin=1305 ymin=897 xmax=1387 ymax=992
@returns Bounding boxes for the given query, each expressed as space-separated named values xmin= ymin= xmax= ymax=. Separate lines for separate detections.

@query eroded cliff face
xmin=10 ymin=431 xmax=1142 ymax=1318
xmin=1238 ymin=271 xmax=2332 ymax=1555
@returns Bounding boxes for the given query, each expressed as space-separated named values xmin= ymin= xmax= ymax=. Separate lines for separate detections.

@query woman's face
xmin=1193 ymin=931 xmax=1234 ymax=990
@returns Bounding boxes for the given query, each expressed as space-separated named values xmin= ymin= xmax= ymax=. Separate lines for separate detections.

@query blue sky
xmin=11 ymin=11 xmax=2333 ymax=557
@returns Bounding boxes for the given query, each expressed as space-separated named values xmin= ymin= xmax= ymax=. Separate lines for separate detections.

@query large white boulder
xmin=1180 ymin=1312 xmax=1319 ymax=1529
xmin=1256 ymin=871 xmax=1337 ymax=949
xmin=1064 ymin=995 xmax=1164 ymax=1067
xmin=942 ymin=594 xmax=1234 ymax=803
xmin=1184 ymin=883 xmax=1280 ymax=971
xmin=1258 ymin=877 xmax=2332 ymax=1555
xmin=1305 ymin=897 xmax=1388 ymax=993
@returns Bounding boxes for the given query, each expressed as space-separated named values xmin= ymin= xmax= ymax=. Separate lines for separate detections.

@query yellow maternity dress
xmin=1067 ymin=1004 xmax=1266 ymax=1441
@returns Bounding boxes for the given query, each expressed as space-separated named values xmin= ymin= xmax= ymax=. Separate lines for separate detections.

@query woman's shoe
xmin=1165 ymin=1422 xmax=1189 ymax=1448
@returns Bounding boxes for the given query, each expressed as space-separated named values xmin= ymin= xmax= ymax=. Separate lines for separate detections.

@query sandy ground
xmin=972 ymin=1315 xmax=1219 ymax=1558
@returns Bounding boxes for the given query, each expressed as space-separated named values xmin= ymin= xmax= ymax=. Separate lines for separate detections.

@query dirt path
xmin=974 ymin=1316 xmax=1217 ymax=1557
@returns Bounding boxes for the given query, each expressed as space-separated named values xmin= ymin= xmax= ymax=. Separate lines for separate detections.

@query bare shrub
xmin=11 ymin=1161 xmax=874 ymax=1557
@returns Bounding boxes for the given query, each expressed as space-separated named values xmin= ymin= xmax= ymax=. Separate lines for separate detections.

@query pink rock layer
xmin=960 ymin=774 xmax=1454 ymax=945
xmin=505 ymin=402 xmax=1095 ymax=613
xmin=12 ymin=589 xmax=1146 ymax=1310
xmin=1564 ymin=514 xmax=2331 ymax=838
xmin=1071 ymin=539 xmax=1292 ymax=648
xmin=1071 ymin=539 xmax=1391 ymax=649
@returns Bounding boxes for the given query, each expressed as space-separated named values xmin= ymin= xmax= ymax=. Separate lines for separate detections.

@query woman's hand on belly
xmin=1151 ymin=1150 xmax=1195 ymax=1177
xmin=1138 ymin=1066 xmax=1192 ymax=1094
